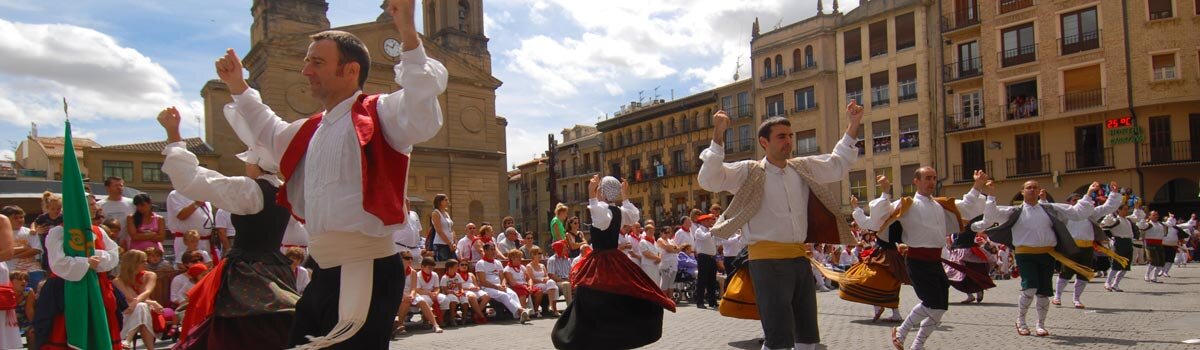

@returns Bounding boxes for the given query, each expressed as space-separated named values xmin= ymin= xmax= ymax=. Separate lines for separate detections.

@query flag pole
xmin=63 ymin=97 xmax=69 ymax=121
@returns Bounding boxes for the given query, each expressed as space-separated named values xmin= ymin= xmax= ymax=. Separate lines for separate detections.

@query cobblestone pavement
xmin=388 ymin=264 xmax=1200 ymax=349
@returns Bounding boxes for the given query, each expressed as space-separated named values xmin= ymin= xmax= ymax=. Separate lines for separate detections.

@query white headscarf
xmin=599 ymin=176 xmax=621 ymax=203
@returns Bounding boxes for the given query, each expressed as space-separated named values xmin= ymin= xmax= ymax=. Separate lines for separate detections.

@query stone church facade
xmin=201 ymin=0 xmax=508 ymax=226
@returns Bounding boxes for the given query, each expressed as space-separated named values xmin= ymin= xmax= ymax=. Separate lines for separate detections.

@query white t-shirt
xmin=415 ymin=271 xmax=440 ymax=293
xmin=214 ymin=209 xmax=236 ymax=238
xmin=9 ymin=227 xmax=43 ymax=272
xmin=97 ymin=196 xmax=135 ymax=241
xmin=503 ymin=265 xmax=529 ymax=286
xmin=476 ymin=259 xmax=505 ymax=286
xmin=170 ymin=273 xmax=195 ymax=305
xmin=441 ymin=272 xmax=467 ymax=293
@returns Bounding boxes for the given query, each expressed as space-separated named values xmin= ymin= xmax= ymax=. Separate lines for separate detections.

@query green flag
xmin=61 ymin=120 xmax=113 ymax=350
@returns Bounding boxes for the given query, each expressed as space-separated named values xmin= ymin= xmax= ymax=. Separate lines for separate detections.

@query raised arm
xmin=1057 ymin=183 xmax=1099 ymax=221
xmin=159 ymin=107 xmax=264 ymax=214
xmin=697 ymin=111 xmax=751 ymax=193
xmin=802 ymin=101 xmax=864 ymax=184
xmin=216 ymin=49 xmax=302 ymax=167
xmin=954 ymin=171 xmax=990 ymax=219
xmin=1091 ymin=190 xmax=1124 ymax=221
xmin=981 ymin=192 xmax=1017 ymax=229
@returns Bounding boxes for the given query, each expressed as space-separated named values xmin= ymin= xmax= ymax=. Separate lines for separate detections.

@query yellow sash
xmin=747 ymin=242 xmax=842 ymax=283
xmin=1076 ymin=240 xmax=1131 ymax=269
xmin=1015 ymin=246 xmax=1094 ymax=281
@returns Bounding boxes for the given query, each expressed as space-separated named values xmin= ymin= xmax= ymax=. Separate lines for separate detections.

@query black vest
xmin=227 ymin=178 xmax=291 ymax=264
xmin=589 ymin=205 xmax=622 ymax=251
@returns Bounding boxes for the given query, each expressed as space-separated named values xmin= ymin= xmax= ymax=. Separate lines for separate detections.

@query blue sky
xmin=0 ymin=0 xmax=859 ymax=167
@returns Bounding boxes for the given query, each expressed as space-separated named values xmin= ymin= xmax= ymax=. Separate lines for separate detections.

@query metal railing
xmin=953 ymin=161 xmax=993 ymax=183
xmin=999 ymin=0 xmax=1034 ymax=14
xmin=790 ymin=62 xmax=818 ymax=73
xmin=791 ymin=103 xmax=818 ymax=114
xmin=760 ymin=71 xmax=787 ymax=82
xmin=1060 ymin=30 xmax=1100 ymax=55
xmin=1065 ymin=147 xmax=1113 ymax=172
xmin=1004 ymin=97 xmax=1039 ymax=121
xmin=1000 ymin=44 xmax=1037 ymax=67
xmin=942 ymin=7 xmax=980 ymax=32
xmin=1061 ymin=88 xmax=1104 ymax=112
xmin=943 ymin=57 xmax=982 ymax=82
xmin=1142 ymin=140 xmax=1198 ymax=164
xmin=898 ymin=80 xmax=917 ymax=102
xmin=1006 ymin=154 xmax=1051 ymax=177
xmin=945 ymin=110 xmax=985 ymax=132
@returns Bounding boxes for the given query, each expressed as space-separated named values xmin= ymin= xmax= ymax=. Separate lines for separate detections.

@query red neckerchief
xmin=643 ymin=234 xmax=655 ymax=243
xmin=508 ymin=260 xmax=523 ymax=271
xmin=404 ymin=266 xmax=414 ymax=276
xmin=420 ymin=270 xmax=434 ymax=283
xmin=481 ymin=256 xmax=496 ymax=264
xmin=459 ymin=271 xmax=471 ymax=281
xmin=680 ymin=225 xmax=690 ymax=233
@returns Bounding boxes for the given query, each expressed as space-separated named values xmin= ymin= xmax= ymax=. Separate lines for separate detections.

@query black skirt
xmin=551 ymin=286 xmax=665 ymax=350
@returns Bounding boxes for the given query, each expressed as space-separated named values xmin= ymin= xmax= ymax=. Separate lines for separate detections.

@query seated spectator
xmin=114 ymin=250 xmax=164 ymax=349
xmin=284 ymin=247 xmax=311 ymax=294
xmin=503 ymin=249 xmax=539 ymax=317
xmin=144 ymin=247 xmax=172 ymax=271
xmin=572 ymin=244 xmax=593 ymax=269
xmin=453 ymin=259 xmax=490 ymax=324
xmin=527 ymin=246 xmax=560 ymax=317
xmin=520 ymin=233 xmax=536 ymax=259
xmin=404 ymin=256 xmax=443 ymax=333
xmin=437 ymin=259 xmax=475 ymax=326
xmin=678 ymin=244 xmax=698 ymax=277
xmin=174 ymin=230 xmax=212 ymax=269
xmin=476 ymin=243 xmax=529 ymax=322
xmin=11 ymin=271 xmax=36 ymax=346
xmin=169 ymin=263 xmax=207 ymax=334
xmin=4 ymin=205 xmax=46 ymax=290
xmin=546 ymin=241 xmax=574 ymax=305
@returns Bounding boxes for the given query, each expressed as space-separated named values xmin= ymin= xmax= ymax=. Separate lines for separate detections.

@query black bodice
xmin=588 ymin=205 xmax=622 ymax=251
xmin=227 ymin=178 xmax=291 ymax=262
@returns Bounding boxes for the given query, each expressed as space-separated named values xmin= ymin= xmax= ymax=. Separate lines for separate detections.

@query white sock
xmin=1105 ymin=268 xmax=1117 ymax=287
xmin=1035 ymin=296 xmax=1050 ymax=329
xmin=1054 ymin=276 xmax=1068 ymax=300
xmin=898 ymin=304 xmax=929 ymax=338
xmin=1113 ymin=270 xmax=1127 ymax=288
xmin=1162 ymin=263 xmax=1173 ymax=275
xmin=795 ymin=342 xmax=817 ymax=350
xmin=1017 ymin=289 xmax=1035 ymax=327
xmin=891 ymin=308 xmax=902 ymax=319
xmin=911 ymin=309 xmax=945 ymax=349
xmin=1073 ymin=279 xmax=1086 ymax=303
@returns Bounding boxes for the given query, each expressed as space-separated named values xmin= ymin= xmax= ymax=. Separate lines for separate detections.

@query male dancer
xmin=699 ymin=100 xmax=863 ymax=350
xmin=1099 ymin=201 xmax=1144 ymax=291
xmin=1046 ymin=182 xmax=1123 ymax=309
xmin=982 ymin=181 xmax=1097 ymax=337
xmin=861 ymin=168 xmax=988 ymax=350
xmin=217 ymin=1 xmax=446 ymax=348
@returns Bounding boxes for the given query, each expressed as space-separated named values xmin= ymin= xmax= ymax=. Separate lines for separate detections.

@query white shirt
xmin=46 ymin=227 xmax=120 ymax=282
xmin=432 ymin=210 xmax=454 ymax=245
xmin=619 ymin=232 xmax=640 ymax=262
xmin=693 ymin=224 xmax=717 ymax=256
xmin=866 ymin=189 xmax=985 ymax=248
xmin=659 ymin=239 xmax=680 ymax=267
xmin=170 ymin=274 xmax=194 ymax=305
xmin=983 ymin=197 xmax=1094 ymax=247
xmin=1099 ymin=209 xmax=1145 ymax=239
xmin=415 ymin=271 xmax=440 ymax=293
xmin=393 ymin=211 xmax=422 ymax=248
xmin=9 ymin=226 xmax=42 ymax=272
xmin=587 ymin=199 xmax=640 ymax=231
xmin=441 ymin=272 xmax=467 ymax=292
xmin=1137 ymin=216 xmax=1176 ymax=240
xmin=1045 ymin=194 xmax=1121 ymax=241
xmin=215 ymin=209 xmax=236 ymax=238
xmin=457 ymin=236 xmax=477 ymax=262
xmin=228 ymin=43 xmax=447 ymax=240
xmin=697 ymin=134 xmax=858 ymax=244
xmin=475 ymin=259 xmax=506 ymax=286
xmin=97 ymin=196 xmax=134 ymax=241
xmin=720 ymin=231 xmax=745 ymax=257
xmin=673 ymin=228 xmax=695 ymax=250
xmin=497 ymin=235 xmax=519 ymax=255
xmin=638 ymin=238 xmax=660 ymax=265
xmin=166 ymin=190 xmax=213 ymax=234
xmin=503 ymin=265 xmax=529 ymax=285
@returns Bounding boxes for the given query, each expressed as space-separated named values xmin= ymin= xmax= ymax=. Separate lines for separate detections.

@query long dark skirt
xmin=176 ymin=251 xmax=298 ymax=350
xmin=551 ymin=250 xmax=674 ymax=350
xmin=949 ymin=261 xmax=993 ymax=294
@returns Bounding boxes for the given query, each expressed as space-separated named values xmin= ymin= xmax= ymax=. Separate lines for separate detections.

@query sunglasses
xmin=402 ymin=256 xmax=413 ymax=260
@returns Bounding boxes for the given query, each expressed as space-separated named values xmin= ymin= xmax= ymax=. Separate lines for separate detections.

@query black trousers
xmin=289 ymin=254 xmax=405 ymax=350
xmin=432 ymin=244 xmax=454 ymax=262
xmin=1164 ymin=246 xmax=1178 ymax=265
xmin=695 ymin=253 xmax=719 ymax=306
xmin=1113 ymin=237 xmax=1133 ymax=271
xmin=905 ymin=258 xmax=949 ymax=310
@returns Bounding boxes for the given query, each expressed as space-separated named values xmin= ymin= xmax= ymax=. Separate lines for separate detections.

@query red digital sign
xmin=1106 ymin=116 xmax=1133 ymax=129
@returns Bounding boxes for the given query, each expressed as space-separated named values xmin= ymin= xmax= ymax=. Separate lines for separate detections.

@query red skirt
xmin=570 ymin=250 xmax=675 ymax=311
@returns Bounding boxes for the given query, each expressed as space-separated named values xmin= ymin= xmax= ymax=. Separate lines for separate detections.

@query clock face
xmin=383 ymin=38 xmax=403 ymax=59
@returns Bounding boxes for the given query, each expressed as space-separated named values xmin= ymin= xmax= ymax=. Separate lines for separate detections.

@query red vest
xmin=277 ymin=94 xmax=410 ymax=225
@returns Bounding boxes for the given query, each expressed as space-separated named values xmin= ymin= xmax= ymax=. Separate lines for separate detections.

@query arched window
xmin=763 ymin=58 xmax=773 ymax=79
xmin=682 ymin=114 xmax=690 ymax=132
xmin=774 ymin=54 xmax=783 ymax=76
xmin=657 ymin=121 xmax=664 ymax=138
xmin=792 ymin=49 xmax=802 ymax=71
xmin=805 ymin=45 xmax=815 ymax=68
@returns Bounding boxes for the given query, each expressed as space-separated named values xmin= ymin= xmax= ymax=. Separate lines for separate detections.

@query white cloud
xmin=0 ymin=19 xmax=204 ymax=133
xmin=505 ymin=127 xmax=549 ymax=169
xmin=484 ymin=10 xmax=512 ymax=33
xmin=0 ymin=149 xmax=13 ymax=161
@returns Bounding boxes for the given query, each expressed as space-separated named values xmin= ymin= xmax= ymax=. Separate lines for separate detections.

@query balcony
xmin=845 ymin=55 xmax=862 ymax=64
xmin=898 ymin=81 xmax=917 ymax=102
xmin=1061 ymin=88 xmax=1104 ymax=112
xmin=1004 ymin=97 xmax=1039 ymax=121
xmin=732 ymin=104 xmax=756 ymax=119
xmin=1066 ymin=147 xmax=1113 ymax=172
xmin=870 ymin=87 xmax=890 ymax=107
xmin=760 ymin=71 xmax=787 ymax=82
xmin=953 ymin=161 xmax=993 ymax=184
xmin=1142 ymin=140 xmax=1200 ymax=165
xmin=791 ymin=103 xmax=818 ymax=114
xmin=1000 ymin=44 xmax=1037 ymax=67
xmin=999 ymin=0 xmax=1034 ymax=14
xmin=18 ymin=169 xmax=47 ymax=178
xmin=943 ymin=57 xmax=982 ymax=82
xmin=1060 ymin=30 xmax=1100 ymax=55
xmin=945 ymin=110 xmax=985 ymax=132
xmin=790 ymin=62 xmax=818 ymax=74
xmin=738 ymin=139 xmax=754 ymax=153
xmin=942 ymin=7 xmax=980 ymax=33
xmin=1006 ymin=154 xmax=1051 ymax=178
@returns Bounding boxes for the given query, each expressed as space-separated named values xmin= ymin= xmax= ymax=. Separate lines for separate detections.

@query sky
xmin=0 ymin=0 xmax=860 ymax=167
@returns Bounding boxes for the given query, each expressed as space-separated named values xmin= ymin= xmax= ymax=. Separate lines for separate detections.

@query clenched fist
xmin=215 ymin=49 xmax=249 ymax=95
xmin=712 ymin=110 xmax=730 ymax=146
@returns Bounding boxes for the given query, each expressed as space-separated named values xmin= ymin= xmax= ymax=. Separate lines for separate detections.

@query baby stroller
xmin=673 ymin=269 xmax=696 ymax=303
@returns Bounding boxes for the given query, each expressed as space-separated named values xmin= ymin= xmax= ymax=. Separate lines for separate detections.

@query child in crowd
xmin=11 ymin=271 xmax=36 ymax=347
xmin=404 ymin=256 xmax=443 ymax=333
xmin=169 ymin=263 xmax=208 ymax=335
xmin=284 ymin=247 xmax=311 ymax=293
xmin=174 ymin=230 xmax=212 ymax=269
xmin=504 ymin=249 xmax=540 ymax=317
xmin=144 ymin=247 xmax=173 ymax=271
xmin=437 ymin=260 xmax=469 ymax=327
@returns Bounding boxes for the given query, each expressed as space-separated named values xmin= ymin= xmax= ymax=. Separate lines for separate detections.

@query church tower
xmin=420 ymin=0 xmax=491 ymax=74
xmin=250 ymin=0 xmax=331 ymax=46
